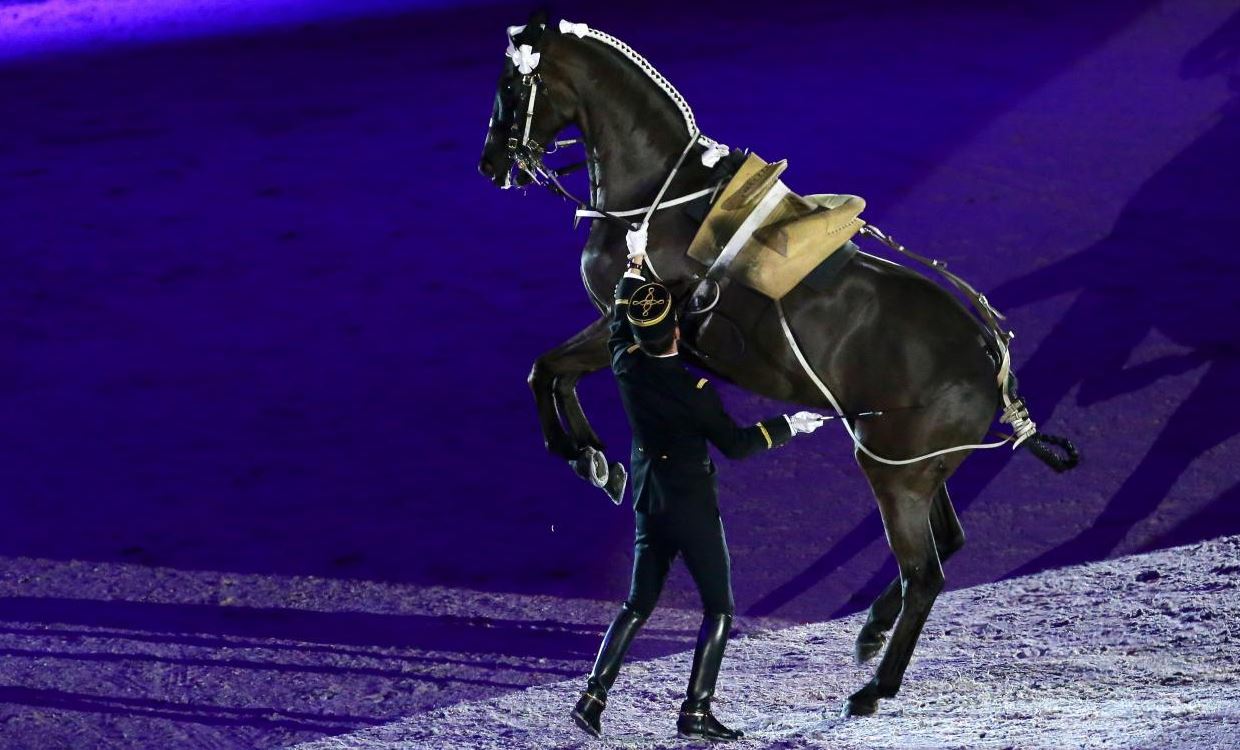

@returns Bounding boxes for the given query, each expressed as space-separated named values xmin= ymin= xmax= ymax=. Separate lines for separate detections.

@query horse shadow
xmin=750 ymin=10 xmax=1240 ymax=617
xmin=997 ymin=9 xmax=1240 ymax=577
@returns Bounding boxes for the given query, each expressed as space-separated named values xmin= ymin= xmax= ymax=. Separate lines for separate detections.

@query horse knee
xmin=552 ymin=372 xmax=580 ymax=399
xmin=527 ymin=358 xmax=554 ymax=392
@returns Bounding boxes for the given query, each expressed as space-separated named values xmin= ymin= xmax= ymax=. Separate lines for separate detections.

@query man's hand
xmin=626 ymin=224 xmax=648 ymax=266
xmin=786 ymin=411 xmax=828 ymax=435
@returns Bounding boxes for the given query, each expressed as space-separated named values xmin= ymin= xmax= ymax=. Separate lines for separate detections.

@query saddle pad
xmin=800 ymin=239 xmax=859 ymax=293
xmin=687 ymin=152 xmax=866 ymax=299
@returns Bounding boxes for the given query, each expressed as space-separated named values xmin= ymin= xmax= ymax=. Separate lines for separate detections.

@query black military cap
xmin=626 ymin=281 xmax=677 ymax=345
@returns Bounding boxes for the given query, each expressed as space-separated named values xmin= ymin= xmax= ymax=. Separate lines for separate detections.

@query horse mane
xmin=559 ymin=23 xmax=721 ymax=150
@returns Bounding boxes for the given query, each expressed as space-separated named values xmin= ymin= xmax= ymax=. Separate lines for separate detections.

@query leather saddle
xmin=677 ymin=152 xmax=864 ymax=368
xmin=687 ymin=152 xmax=865 ymax=300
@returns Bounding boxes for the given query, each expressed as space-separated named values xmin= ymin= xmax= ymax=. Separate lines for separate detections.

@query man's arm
xmin=692 ymin=380 xmax=795 ymax=460
xmin=607 ymin=232 xmax=650 ymax=358
xmin=607 ymin=270 xmax=647 ymax=357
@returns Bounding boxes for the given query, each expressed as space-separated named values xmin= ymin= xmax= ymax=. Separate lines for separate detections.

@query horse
xmin=477 ymin=13 xmax=1078 ymax=718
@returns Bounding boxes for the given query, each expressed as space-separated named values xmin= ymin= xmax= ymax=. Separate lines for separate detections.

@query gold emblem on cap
xmin=626 ymin=284 xmax=672 ymax=327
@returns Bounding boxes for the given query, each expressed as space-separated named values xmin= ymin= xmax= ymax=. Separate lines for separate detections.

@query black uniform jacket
xmin=610 ymin=273 xmax=793 ymax=514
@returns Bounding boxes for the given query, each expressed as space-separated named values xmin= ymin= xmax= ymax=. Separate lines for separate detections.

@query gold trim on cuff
xmin=757 ymin=422 xmax=773 ymax=449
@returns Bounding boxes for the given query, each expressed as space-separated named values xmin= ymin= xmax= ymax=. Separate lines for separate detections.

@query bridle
xmin=495 ymin=22 xmax=641 ymax=235
xmin=491 ymin=20 xmax=732 ymax=243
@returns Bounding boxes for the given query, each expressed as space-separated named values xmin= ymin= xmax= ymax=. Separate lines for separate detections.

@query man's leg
xmin=675 ymin=508 xmax=743 ymax=742
xmin=572 ymin=513 xmax=674 ymax=738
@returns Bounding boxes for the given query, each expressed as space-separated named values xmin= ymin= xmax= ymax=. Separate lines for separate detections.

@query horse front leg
xmin=555 ymin=326 xmax=626 ymax=500
xmin=554 ymin=371 xmax=605 ymax=451
xmin=528 ymin=316 xmax=615 ymax=488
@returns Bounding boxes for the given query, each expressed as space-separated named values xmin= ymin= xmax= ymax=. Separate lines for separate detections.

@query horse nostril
xmin=478 ymin=158 xmax=494 ymax=178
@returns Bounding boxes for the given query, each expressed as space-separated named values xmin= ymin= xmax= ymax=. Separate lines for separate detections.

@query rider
xmin=571 ymin=228 xmax=826 ymax=742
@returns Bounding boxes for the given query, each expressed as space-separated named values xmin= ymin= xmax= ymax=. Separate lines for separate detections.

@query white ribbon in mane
xmin=701 ymin=141 xmax=730 ymax=167
xmin=507 ymin=43 xmax=541 ymax=74
xmin=559 ymin=20 xmax=590 ymax=38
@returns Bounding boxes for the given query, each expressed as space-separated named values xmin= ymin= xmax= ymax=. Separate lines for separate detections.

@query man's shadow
xmin=750 ymin=11 xmax=1240 ymax=617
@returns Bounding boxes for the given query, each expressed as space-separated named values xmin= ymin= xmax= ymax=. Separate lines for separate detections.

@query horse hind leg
xmin=844 ymin=466 xmax=946 ymax=717
xmin=855 ymin=483 xmax=965 ymax=663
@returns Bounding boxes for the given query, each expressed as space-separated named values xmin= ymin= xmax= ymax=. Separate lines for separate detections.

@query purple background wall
xmin=2 ymin=0 xmax=1239 ymax=746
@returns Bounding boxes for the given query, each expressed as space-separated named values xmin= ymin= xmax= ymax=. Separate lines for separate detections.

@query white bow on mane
xmin=506 ymin=42 xmax=540 ymax=74
xmin=559 ymin=20 xmax=590 ymax=38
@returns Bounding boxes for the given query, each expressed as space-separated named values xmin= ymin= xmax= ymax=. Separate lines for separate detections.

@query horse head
xmin=477 ymin=11 xmax=579 ymax=189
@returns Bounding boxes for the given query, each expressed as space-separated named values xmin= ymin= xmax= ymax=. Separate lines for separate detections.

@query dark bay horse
xmin=477 ymin=16 xmax=1077 ymax=718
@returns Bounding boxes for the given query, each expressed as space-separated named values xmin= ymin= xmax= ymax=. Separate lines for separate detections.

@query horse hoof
xmin=570 ymin=448 xmax=609 ymax=488
xmin=842 ymin=683 xmax=881 ymax=718
xmin=603 ymin=462 xmax=627 ymax=505
xmin=854 ymin=630 xmax=886 ymax=665
xmin=840 ymin=696 xmax=878 ymax=718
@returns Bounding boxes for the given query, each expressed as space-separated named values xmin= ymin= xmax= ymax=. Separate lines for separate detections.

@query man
xmin=570 ymin=231 xmax=826 ymax=742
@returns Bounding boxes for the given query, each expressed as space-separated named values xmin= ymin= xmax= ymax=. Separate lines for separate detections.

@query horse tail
xmin=1026 ymin=431 xmax=1081 ymax=473
xmin=1003 ymin=372 xmax=1081 ymax=473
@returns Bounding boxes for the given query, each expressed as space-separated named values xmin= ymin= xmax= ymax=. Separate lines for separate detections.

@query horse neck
xmin=555 ymin=38 xmax=696 ymax=212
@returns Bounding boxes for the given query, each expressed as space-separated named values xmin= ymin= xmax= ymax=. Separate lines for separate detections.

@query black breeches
xmin=626 ymin=506 xmax=734 ymax=617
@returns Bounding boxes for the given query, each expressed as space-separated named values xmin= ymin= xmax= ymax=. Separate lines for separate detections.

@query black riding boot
xmin=571 ymin=603 xmax=646 ymax=738
xmin=677 ymin=612 xmax=743 ymax=742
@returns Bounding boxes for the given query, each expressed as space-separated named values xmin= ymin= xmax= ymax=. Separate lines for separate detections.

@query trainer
xmin=571 ymin=229 xmax=825 ymax=742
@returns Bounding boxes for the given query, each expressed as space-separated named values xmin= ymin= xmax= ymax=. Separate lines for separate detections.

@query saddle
xmin=687 ymin=152 xmax=866 ymax=299
xmin=678 ymin=152 xmax=864 ymax=368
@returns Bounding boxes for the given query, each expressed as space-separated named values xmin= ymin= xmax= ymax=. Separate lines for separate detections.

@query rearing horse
xmin=477 ymin=15 xmax=1077 ymax=718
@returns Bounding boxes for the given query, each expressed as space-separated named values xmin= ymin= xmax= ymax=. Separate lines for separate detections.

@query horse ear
xmin=527 ymin=8 xmax=549 ymax=27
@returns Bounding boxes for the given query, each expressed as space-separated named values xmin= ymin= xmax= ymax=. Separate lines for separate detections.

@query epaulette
xmin=696 ymin=378 xmax=708 ymax=389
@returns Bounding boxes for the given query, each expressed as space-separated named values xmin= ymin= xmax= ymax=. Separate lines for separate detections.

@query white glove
xmin=625 ymin=224 xmax=648 ymax=263
xmin=787 ymin=411 xmax=828 ymax=435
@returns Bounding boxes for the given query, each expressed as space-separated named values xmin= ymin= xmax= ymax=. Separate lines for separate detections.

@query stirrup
xmin=683 ymin=277 xmax=720 ymax=316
